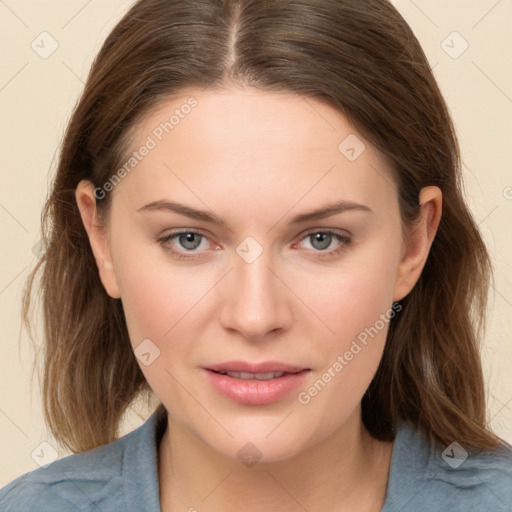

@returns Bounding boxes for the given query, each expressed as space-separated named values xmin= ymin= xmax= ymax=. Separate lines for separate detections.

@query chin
xmin=198 ymin=418 xmax=318 ymax=466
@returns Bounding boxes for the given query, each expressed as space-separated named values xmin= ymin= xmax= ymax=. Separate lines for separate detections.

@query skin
xmin=76 ymin=86 xmax=442 ymax=511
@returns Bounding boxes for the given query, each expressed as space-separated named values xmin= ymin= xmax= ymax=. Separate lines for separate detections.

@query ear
xmin=393 ymin=186 xmax=442 ymax=302
xmin=75 ymin=180 xmax=121 ymax=299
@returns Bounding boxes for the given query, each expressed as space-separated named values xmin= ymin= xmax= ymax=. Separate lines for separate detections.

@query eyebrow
xmin=137 ymin=199 xmax=372 ymax=226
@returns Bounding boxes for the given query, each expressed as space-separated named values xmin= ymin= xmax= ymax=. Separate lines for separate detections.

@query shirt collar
xmin=123 ymin=404 xmax=167 ymax=512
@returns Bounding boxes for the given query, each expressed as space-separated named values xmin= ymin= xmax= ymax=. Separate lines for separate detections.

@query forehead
xmin=114 ymin=87 xmax=398 ymax=219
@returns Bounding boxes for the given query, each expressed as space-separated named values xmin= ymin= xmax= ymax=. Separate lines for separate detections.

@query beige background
xmin=1 ymin=0 xmax=511 ymax=486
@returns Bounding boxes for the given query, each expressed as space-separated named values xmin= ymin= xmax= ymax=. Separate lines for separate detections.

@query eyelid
xmin=156 ymin=227 xmax=352 ymax=260
xmin=293 ymin=228 xmax=351 ymax=253
xmin=156 ymin=227 xmax=351 ymax=245
xmin=298 ymin=226 xmax=352 ymax=239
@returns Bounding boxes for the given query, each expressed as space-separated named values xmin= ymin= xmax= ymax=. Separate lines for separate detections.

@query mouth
xmin=204 ymin=361 xmax=309 ymax=379
xmin=209 ymin=370 xmax=299 ymax=380
xmin=202 ymin=361 xmax=311 ymax=405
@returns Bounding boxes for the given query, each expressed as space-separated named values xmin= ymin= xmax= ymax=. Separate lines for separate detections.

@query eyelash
xmin=156 ymin=229 xmax=351 ymax=261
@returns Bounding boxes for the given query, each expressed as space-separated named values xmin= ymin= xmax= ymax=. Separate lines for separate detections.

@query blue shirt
xmin=1 ymin=407 xmax=511 ymax=511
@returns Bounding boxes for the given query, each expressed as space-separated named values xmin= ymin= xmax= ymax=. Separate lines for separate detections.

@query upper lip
xmin=205 ymin=361 xmax=308 ymax=373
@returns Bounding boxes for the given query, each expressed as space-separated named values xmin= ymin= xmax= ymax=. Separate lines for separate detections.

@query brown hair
xmin=22 ymin=0 xmax=506 ymax=453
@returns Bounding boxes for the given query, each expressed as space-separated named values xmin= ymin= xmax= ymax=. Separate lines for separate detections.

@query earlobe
xmin=393 ymin=186 xmax=442 ymax=302
xmin=75 ymin=180 xmax=121 ymax=299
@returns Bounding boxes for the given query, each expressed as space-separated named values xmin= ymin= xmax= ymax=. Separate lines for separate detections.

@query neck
xmin=158 ymin=408 xmax=394 ymax=512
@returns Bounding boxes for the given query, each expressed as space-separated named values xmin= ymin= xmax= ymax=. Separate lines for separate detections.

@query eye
xmin=156 ymin=229 xmax=351 ymax=260
xmin=296 ymin=230 xmax=351 ymax=258
xmin=156 ymin=230 xmax=213 ymax=260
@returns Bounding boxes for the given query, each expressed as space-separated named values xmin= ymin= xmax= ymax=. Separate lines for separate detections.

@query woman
xmin=1 ymin=0 xmax=511 ymax=510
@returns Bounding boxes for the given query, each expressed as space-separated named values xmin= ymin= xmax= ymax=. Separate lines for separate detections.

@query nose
xmin=218 ymin=246 xmax=293 ymax=341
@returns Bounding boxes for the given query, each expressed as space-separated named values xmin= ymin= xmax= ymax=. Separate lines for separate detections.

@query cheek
xmin=293 ymin=235 xmax=401 ymax=428
xmin=113 ymin=249 xmax=213 ymax=412
xmin=110 ymin=227 xmax=211 ymax=358
xmin=300 ymin=234 xmax=401 ymax=346
xmin=114 ymin=221 xmax=401 ymax=362
xmin=116 ymin=260 xmax=208 ymax=348
xmin=111 ymin=214 xmax=401 ymax=415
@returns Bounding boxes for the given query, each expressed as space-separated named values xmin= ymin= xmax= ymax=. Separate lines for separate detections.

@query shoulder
xmin=0 ymin=409 xmax=165 ymax=512
xmin=383 ymin=422 xmax=512 ymax=512
xmin=0 ymin=435 xmax=128 ymax=512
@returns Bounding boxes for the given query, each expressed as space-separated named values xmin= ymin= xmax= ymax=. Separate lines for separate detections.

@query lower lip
xmin=203 ymin=369 xmax=310 ymax=405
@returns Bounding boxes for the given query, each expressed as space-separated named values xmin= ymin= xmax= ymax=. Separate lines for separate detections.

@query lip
xmin=202 ymin=361 xmax=310 ymax=405
xmin=205 ymin=361 xmax=307 ymax=374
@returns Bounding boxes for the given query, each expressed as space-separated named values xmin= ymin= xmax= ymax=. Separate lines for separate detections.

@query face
xmin=77 ymin=87 xmax=439 ymax=463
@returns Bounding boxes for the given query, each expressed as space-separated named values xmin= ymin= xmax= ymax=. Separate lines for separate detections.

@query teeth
xmin=222 ymin=371 xmax=286 ymax=380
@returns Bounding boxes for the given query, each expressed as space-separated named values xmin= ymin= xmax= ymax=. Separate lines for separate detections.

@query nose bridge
xmin=219 ymin=239 xmax=288 ymax=339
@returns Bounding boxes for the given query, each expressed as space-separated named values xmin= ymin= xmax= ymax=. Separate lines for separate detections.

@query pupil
xmin=312 ymin=233 xmax=330 ymax=250
xmin=180 ymin=233 xmax=201 ymax=250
